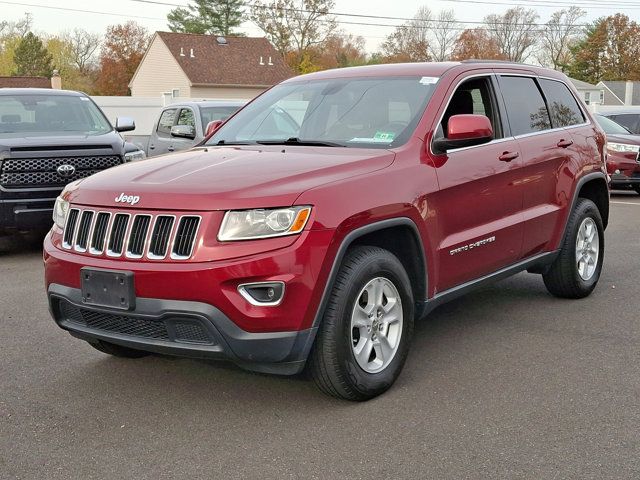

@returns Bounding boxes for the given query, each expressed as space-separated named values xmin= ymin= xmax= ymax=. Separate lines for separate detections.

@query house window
xmin=599 ymin=90 xmax=605 ymax=104
xmin=172 ymin=89 xmax=180 ymax=98
xmin=584 ymin=92 xmax=591 ymax=105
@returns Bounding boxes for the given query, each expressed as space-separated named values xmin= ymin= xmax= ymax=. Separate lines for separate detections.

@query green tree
xmin=168 ymin=0 xmax=245 ymax=36
xmin=12 ymin=32 xmax=53 ymax=77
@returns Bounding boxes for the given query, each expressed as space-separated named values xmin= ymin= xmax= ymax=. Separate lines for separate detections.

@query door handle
xmin=557 ymin=139 xmax=573 ymax=148
xmin=167 ymin=147 xmax=175 ymax=152
xmin=498 ymin=151 xmax=519 ymax=162
xmin=149 ymin=145 xmax=155 ymax=150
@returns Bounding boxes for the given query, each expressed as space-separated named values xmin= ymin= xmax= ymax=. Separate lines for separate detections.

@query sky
xmin=0 ymin=0 xmax=633 ymax=52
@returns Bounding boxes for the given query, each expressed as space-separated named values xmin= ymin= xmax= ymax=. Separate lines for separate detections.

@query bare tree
xmin=538 ymin=7 xmax=586 ymax=71
xmin=484 ymin=7 xmax=539 ymax=62
xmin=380 ymin=6 xmax=431 ymax=62
xmin=0 ymin=13 xmax=32 ymax=39
xmin=429 ymin=9 xmax=458 ymax=61
xmin=251 ymin=0 xmax=337 ymax=60
xmin=64 ymin=29 xmax=101 ymax=74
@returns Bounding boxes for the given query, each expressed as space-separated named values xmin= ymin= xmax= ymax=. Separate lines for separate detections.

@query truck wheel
xmin=543 ymin=198 xmax=604 ymax=299
xmin=309 ymin=246 xmax=414 ymax=401
xmin=88 ymin=340 xmax=150 ymax=358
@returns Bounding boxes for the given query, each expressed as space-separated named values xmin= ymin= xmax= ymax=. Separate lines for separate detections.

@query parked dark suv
xmin=45 ymin=62 xmax=609 ymax=400
xmin=0 ymin=88 xmax=144 ymax=234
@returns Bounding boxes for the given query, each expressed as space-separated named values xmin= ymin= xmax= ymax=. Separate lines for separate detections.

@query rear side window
xmin=157 ymin=108 xmax=177 ymax=134
xmin=499 ymin=76 xmax=551 ymax=136
xmin=538 ymin=79 xmax=585 ymax=127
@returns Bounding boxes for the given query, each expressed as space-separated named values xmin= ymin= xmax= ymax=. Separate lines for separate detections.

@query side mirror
xmin=205 ymin=120 xmax=224 ymax=138
xmin=432 ymin=114 xmax=493 ymax=154
xmin=115 ymin=117 xmax=135 ymax=133
xmin=170 ymin=124 xmax=196 ymax=140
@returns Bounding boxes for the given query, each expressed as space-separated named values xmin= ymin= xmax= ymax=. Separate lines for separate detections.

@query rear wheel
xmin=543 ymin=198 xmax=604 ymax=299
xmin=309 ymin=246 xmax=414 ymax=401
xmin=88 ymin=340 xmax=150 ymax=358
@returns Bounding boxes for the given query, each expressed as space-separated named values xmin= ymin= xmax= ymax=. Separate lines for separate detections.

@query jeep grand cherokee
xmin=44 ymin=62 xmax=609 ymax=400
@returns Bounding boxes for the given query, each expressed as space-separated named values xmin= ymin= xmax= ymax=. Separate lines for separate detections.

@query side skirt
xmin=416 ymin=250 xmax=559 ymax=319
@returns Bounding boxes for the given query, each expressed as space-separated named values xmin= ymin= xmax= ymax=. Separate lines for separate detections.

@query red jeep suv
xmin=44 ymin=62 xmax=609 ymax=400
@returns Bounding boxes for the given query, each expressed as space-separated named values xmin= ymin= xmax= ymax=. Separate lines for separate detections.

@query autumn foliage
xmin=451 ymin=28 xmax=506 ymax=61
xmin=96 ymin=21 xmax=150 ymax=96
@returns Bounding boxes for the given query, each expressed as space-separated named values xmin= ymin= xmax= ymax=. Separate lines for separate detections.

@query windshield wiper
xmin=255 ymin=137 xmax=343 ymax=147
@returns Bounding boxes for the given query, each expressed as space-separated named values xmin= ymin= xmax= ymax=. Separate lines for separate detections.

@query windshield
xmin=206 ymin=76 xmax=437 ymax=148
xmin=595 ymin=114 xmax=632 ymax=135
xmin=200 ymin=106 xmax=241 ymax=128
xmin=0 ymin=94 xmax=112 ymax=137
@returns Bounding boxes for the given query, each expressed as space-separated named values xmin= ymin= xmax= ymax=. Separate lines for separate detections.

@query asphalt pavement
xmin=1 ymin=192 xmax=639 ymax=479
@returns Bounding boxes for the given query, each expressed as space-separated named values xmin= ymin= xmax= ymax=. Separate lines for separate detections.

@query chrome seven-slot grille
xmin=62 ymin=208 xmax=201 ymax=260
xmin=0 ymin=155 xmax=122 ymax=188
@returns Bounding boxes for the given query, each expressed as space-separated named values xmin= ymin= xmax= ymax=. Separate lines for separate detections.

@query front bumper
xmin=0 ymin=196 xmax=56 ymax=231
xmin=609 ymin=172 xmax=640 ymax=187
xmin=48 ymin=283 xmax=316 ymax=375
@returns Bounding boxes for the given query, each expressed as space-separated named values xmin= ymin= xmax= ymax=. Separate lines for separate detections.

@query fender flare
xmin=560 ymin=171 xmax=609 ymax=243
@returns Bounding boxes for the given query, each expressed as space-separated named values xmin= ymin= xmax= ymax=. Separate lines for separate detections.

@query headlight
xmin=606 ymin=142 xmax=640 ymax=153
xmin=124 ymin=149 xmax=146 ymax=162
xmin=53 ymin=196 xmax=70 ymax=229
xmin=218 ymin=206 xmax=312 ymax=241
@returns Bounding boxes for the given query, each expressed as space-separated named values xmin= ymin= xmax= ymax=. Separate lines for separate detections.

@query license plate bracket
xmin=81 ymin=267 xmax=135 ymax=310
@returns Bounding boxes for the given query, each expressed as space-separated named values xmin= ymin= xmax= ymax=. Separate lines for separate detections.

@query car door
xmin=497 ymin=75 xmax=583 ymax=257
xmin=170 ymin=107 xmax=197 ymax=153
xmin=149 ymin=108 xmax=177 ymax=156
xmin=430 ymin=73 xmax=525 ymax=291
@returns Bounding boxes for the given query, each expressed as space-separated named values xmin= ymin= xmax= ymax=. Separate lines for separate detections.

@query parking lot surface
xmin=1 ymin=193 xmax=639 ymax=479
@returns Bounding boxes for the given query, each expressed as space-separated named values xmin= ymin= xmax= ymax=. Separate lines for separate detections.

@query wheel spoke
xmin=355 ymin=338 xmax=373 ymax=365
xmin=377 ymin=334 xmax=394 ymax=362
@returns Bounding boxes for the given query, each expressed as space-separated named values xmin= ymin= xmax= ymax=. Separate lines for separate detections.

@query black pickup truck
xmin=0 ymin=88 xmax=145 ymax=234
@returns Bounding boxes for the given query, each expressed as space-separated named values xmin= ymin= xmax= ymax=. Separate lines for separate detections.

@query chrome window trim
xmin=125 ymin=214 xmax=153 ymax=259
xmin=73 ymin=209 xmax=95 ymax=253
xmin=170 ymin=215 xmax=202 ymax=260
xmin=237 ymin=281 xmax=286 ymax=307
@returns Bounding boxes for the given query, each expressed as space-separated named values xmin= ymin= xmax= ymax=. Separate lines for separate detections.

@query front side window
xmin=0 ymin=94 xmax=111 ymax=137
xmin=157 ymin=108 xmax=177 ymax=134
xmin=539 ymin=79 xmax=585 ymax=128
xmin=499 ymin=76 xmax=551 ymax=136
xmin=440 ymin=76 xmax=502 ymax=140
xmin=206 ymin=76 xmax=437 ymax=149
xmin=176 ymin=108 xmax=195 ymax=127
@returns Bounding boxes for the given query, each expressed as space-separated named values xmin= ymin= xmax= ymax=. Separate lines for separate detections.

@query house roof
xmin=155 ymin=32 xmax=293 ymax=87
xmin=569 ymin=78 xmax=599 ymax=90
xmin=0 ymin=76 xmax=50 ymax=89
xmin=599 ymin=81 xmax=640 ymax=105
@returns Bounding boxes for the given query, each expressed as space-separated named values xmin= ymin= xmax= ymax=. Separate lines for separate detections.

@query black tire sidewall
xmin=567 ymin=200 xmax=605 ymax=292
xmin=331 ymin=251 xmax=414 ymax=398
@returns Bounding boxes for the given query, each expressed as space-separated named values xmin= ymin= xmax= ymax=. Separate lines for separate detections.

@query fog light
xmin=615 ymin=169 xmax=621 ymax=174
xmin=238 ymin=282 xmax=285 ymax=306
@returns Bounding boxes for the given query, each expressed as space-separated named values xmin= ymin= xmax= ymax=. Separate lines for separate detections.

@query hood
xmin=0 ymin=131 xmax=125 ymax=152
xmin=68 ymin=145 xmax=395 ymax=211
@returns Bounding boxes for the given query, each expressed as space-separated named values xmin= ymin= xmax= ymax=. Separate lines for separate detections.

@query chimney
xmin=625 ymin=81 xmax=633 ymax=106
xmin=51 ymin=70 xmax=61 ymax=89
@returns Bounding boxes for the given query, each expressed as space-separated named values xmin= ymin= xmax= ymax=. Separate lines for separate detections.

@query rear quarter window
xmin=499 ymin=76 xmax=551 ymax=136
xmin=538 ymin=79 xmax=585 ymax=127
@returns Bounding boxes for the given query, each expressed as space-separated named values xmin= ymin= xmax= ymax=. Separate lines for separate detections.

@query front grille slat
xmin=62 ymin=209 xmax=80 ymax=248
xmin=0 ymin=155 xmax=121 ymax=189
xmin=62 ymin=209 xmax=198 ymax=260
xmin=107 ymin=214 xmax=129 ymax=256
xmin=90 ymin=212 xmax=110 ymax=254
xmin=74 ymin=211 xmax=94 ymax=251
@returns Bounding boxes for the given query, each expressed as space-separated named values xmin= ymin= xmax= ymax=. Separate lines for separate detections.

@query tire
xmin=543 ymin=198 xmax=604 ymax=299
xmin=88 ymin=340 xmax=150 ymax=358
xmin=309 ymin=246 xmax=414 ymax=401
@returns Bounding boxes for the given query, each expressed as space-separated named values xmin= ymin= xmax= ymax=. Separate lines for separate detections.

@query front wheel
xmin=309 ymin=246 xmax=414 ymax=401
xmin=543 ymin=198 xmax=604 ymax=298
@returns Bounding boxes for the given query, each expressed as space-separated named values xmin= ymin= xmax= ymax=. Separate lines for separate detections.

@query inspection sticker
xmin=419 ymin=76 xmax=439 ymax=85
